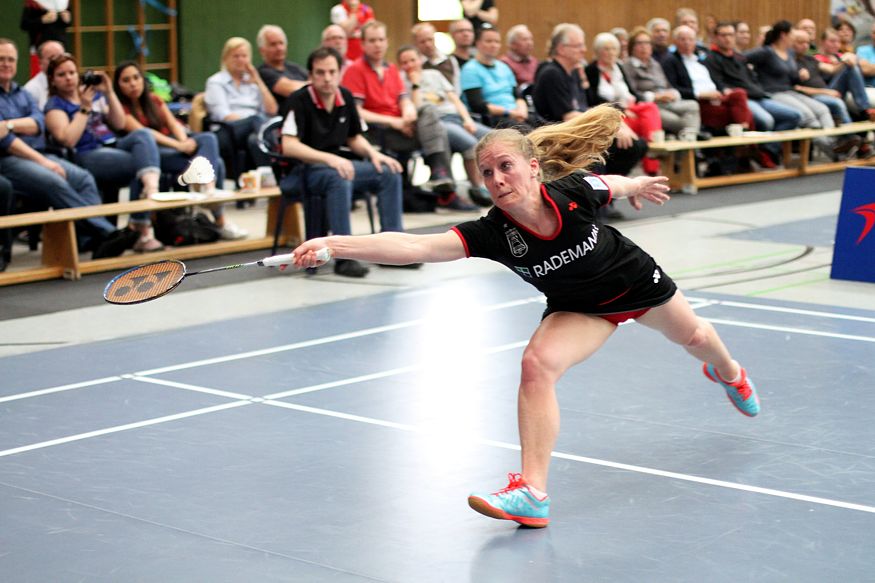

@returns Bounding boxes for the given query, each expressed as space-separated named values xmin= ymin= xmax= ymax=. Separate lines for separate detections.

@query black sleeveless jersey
xmin=452 ymin=172 xmax=676 ymax=315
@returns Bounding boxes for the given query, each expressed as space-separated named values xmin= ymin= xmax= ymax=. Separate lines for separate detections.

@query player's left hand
xmin=630 ymin=175 xmax=670 ymax=209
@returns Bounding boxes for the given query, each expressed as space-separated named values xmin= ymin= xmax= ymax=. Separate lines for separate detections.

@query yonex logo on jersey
xmin=505 ymin=227 xmax=528 ymax=257
xmin=653 ymin=269 xmax=661 ymax=283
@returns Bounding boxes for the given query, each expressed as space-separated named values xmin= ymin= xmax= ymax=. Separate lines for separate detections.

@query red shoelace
xmin=495 ymin=473 xmax=526 ymax=494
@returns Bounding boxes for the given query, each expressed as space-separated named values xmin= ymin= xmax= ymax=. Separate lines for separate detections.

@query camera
xmin=81 ymin=70 xmax=101 ymax=87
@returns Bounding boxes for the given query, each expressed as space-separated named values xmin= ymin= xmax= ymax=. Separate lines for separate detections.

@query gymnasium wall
xmin=1 ymin=1 xmax=833 ymax=90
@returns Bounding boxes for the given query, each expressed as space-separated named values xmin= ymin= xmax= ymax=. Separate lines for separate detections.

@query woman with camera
xmin=44 ymin=53 xmax=164 ymax=252
xmin=113 ymin=61 xmax=245 ymax=240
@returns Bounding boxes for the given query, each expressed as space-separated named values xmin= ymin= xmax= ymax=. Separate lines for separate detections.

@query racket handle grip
xmin=260 ymin=248 xmax=331 ymax=267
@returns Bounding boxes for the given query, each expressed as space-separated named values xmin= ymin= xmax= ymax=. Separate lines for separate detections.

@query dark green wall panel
xmin=179 ymin=1 xmax=334 ymax=92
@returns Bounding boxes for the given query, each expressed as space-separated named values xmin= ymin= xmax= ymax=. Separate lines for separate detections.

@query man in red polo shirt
xmin=343 ymin=20 xmax=476 ymax=210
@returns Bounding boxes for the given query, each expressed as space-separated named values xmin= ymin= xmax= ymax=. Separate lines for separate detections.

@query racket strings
xmin=103 ymin=260 xmax=186 ymax=304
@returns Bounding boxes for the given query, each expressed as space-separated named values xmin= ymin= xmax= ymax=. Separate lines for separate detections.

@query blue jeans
xmin=283 ymin=161 xmax=403 ymax=236
xmin=748 ymin=98 xmax=802 ymax=131
xmin=812 ymin=93 xmax=852 ymax=124
xmin=75 ymin=128 xmax=161 ymax=224
xmin=829 ymin=66 xmax=872 ymax=111
xmin=442 ymin=113 xmax=490 ymax=159
xmin=0 ymin=154 xmax=116 ymax=248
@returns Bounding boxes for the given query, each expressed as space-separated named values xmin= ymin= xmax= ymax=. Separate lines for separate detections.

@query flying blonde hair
xmin=475 ymin=104 xmax=623 ymax=182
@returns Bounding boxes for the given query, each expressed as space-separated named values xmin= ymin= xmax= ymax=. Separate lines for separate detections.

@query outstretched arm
xmin=600 ymin=174 xmax=670 ymax=210
xmin=292 ymin=230 xmax=468 ymax=269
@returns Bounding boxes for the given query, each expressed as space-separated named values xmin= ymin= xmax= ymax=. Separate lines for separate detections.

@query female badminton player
xmin=291 ymin=104 xmax=760 ymax=528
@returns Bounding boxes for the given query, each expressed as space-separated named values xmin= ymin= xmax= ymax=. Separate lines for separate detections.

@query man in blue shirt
xmin=0 ymin=38 xmax=134 ymax=258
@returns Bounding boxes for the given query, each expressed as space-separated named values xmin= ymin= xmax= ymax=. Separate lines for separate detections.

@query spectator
xmin=113 ymin=61 xmax=247 ymax=240
xmin=256 ymin=25 xmax=307 ymax=107
xmin=342 ymin=21 xmax=461 ymax=208
xmin=623 ymin=27 xmax=700 ymax=137
xmin=461 ymin=26 xmax=533 ymax=128
xmin=585 ymin=32 xmax=662 ymax=175
xmin=0 ymin=39 xmax=136 ymax=259
xmin=330 ymin=0 xmax=375 ymax=62
xmin=674 ymin=7 xmax=708 ymax=56
xmin=746 ymin=21 xmax=856 ymax=157
xmin=281 ymin=47 xmax=405 ymax=278
xmin=321 ymin=25 xmax=354 ymax=75
xmin=412 ymin=22 xmax=461 ymax=92
xmin=501 ymin=24 xmax=539 ymax=88
xmin=533 ymin=23 xmax=647 ymax=219
xmin=797 ymin=18 xmax=818 ymax=54
xmin=836 ymin=21 xmax=857 ymax=53
xmin=205 ymin=37 xmax=278 ymax=184
xmin=397 ymin=45 xmax=488 ymax=208
xmin=733 ymin=20 xmax=753 ymax=51
xmin=611 ymin=27 xmax=630 ymax=60
xmin=23 ymin=39 xmax=63 ymax=109
xmin=815 ymin=27 xmax=875 ymax=119
xmin=461 ymin=0 xmax=498 ymax=32
xmin=44 ymin=53 xmax=165 ymax=252
xmin=665 ymin=25 xmax=753 ymax=133
xmin=857 ymin=23 xmax=875 ymax=99
xmin=19 ymin=0 xmax=70 ymax=76
xmin=449 ymin=19 xmax=476 ymax=69
xmin=706 ymin=21 xmax=801 ymax=165
xmin=646 ymin=17 xmax=672 ymax=65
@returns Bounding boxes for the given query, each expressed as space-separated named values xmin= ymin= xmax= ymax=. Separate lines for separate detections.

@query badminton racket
xmin=103 ymin=248 xmax=331 ymax=305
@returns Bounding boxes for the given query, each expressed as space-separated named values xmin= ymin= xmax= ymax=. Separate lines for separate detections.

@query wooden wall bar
xmin=370 ymin=0 xmax=831 ymax=61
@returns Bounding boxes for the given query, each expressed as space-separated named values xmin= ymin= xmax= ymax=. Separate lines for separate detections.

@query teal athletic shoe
xmin=703 ymin=362 xmax=760 ymax=417
xmin=468 ymin=473 xmax=550 ymax=528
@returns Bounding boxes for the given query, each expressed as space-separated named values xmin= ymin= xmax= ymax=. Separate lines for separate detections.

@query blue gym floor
xmin=2 ymin=269 xmax=874 ymax=582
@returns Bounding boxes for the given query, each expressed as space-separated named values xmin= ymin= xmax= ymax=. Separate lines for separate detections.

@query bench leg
xmin=665 ymin=150 xmax=697 ymax=194
xmin=266 ymin=198 xmax=305 ymax=249
xmin=41 ymin=220 xmax=80 ymax=280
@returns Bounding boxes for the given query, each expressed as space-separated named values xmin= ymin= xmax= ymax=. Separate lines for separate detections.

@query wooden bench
xmin=648 ymin=121 xmax=875 ymax=194
xmin=0 ymin=187 xmax=304 ymax=287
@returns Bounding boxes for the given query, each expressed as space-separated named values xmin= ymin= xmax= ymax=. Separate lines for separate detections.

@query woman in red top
xmin=330 ymin=0 xmax=375 ymax=61
xmin=113 ymin=61 xmax=245 ymax=239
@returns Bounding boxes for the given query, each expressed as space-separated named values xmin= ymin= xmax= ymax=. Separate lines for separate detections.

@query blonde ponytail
xmin=528 ymin=104 xmax=622 ymax=181
xmin=474 ymin=104 xmax=623 ymax=182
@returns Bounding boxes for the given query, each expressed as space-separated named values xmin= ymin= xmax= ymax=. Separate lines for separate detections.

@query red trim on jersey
xmin=500 ymin=184 xmax=563 ymax=240
xmin=600 ymin=308 xmax=650 ymax=325
xmin=307 ymin=85 xmax=346 ymax=110
xmin=451 ymin=227 xmax=471 ymax=257
xmin=597 ymin=287 xmax=630 ymax=305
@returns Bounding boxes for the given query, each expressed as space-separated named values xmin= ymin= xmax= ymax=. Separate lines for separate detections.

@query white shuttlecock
xmin=178 ymin=156 xmax=216 ymax=186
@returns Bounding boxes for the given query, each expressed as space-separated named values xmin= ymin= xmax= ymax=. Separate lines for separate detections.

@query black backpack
xmin=154 ymin=208 xmax=222 ymax=247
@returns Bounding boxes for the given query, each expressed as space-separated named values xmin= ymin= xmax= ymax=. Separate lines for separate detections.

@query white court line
xmin=264 ymin=400 xmax=875 ymax=515
xmin=0 ymin=377 xmax=121 ymax=404
xmin=129 ymin=375 xmax=256 ymax=401
xmin=265 ymin=340 xmax=529 ymax=400
xmin=0 ymin=401 xmax=251 ymax=458
xmin=689 ymin=297 xmax=875 ymax=324
xmin=133 ymin=297 xmax=543 ymax=377
xmin=706 ymin=318 xmax=875 ymax=343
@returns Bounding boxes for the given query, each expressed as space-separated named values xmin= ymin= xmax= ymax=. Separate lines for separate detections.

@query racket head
xmin=103 ymin=260 xmax=187 ymax=305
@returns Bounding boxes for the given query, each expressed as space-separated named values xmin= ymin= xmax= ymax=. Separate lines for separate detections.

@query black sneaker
xmin=468 ymin=185 xmax=493 ymax=207
xmin=437 ymin=192 xmax=478 ymax=211
xmin=333 ymin=258 xmax=369 ymax=278
xmin=92 ymin=228 xmax=140 ymax=259
xmin=426 ymin=167 xmax=455 ymax=195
